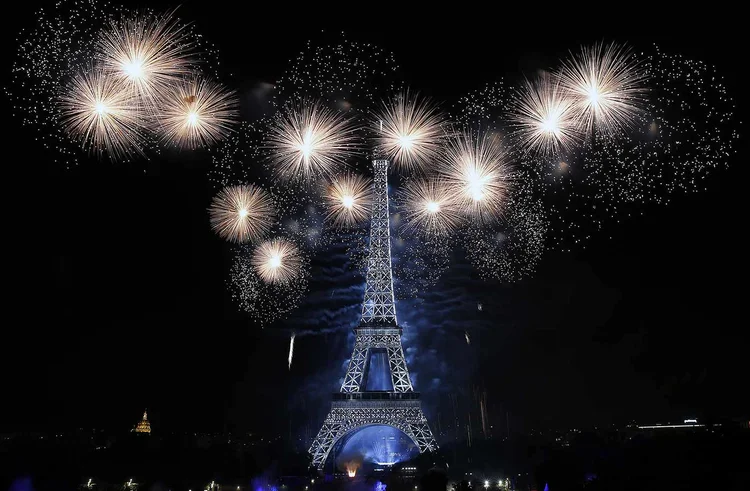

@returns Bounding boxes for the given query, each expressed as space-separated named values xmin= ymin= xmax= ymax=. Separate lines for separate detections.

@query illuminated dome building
xmin=133 ymin=409 xmax=151 ymax=434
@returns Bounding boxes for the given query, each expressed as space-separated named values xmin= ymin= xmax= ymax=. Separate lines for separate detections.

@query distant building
xmin=133 ymin=409 xmax=151 ymax=434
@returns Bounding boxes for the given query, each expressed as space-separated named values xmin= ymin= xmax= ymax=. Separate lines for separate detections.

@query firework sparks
xmin=374 ymin=92 xmax=445 ymax=171
xmin=560 ymin=42 xmax=647 ymax=135
xmin=440 ymin=132 xmax=512 ymax=223
xmin=266 ymin=101 xmax=359 ymax=181
xmin=288 ymin=333 xmax=295 ymax=370
xmin=400 ymin=179 xmax=462 ymax=236
xmin=325 ymin=173 xmax=372 ymax=228
xmin=97 ymin=10 xmax=194 ymax=102
xmin=273 ymin=32 xmax=398 ymax=109
xmin=465 ymin=331 xmax=471 ymax=345
xmin=9 ymin=1 xmax=223 ymax=168
xmin=511 ymin=73 xmax=581 ymax=156
xmin=228 ymin=243 xmax=309 ymax=325
xmin=158 ymin=78 xmax=238 ymax=149
xmin=252 ymin=238 xmax=302 ymax=284
xmin=58 ymin=68 xmax=145 ymax=159
xmin=209 ymin=184 xmax=274 ymax=244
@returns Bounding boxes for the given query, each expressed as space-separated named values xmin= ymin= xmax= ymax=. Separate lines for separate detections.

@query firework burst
xmin=400 ymin=179 xmax=462 ymax=236
xmin=58 ymin=67 xmax=145 ymax=159
xmin=252 ymin=238 xmax=302 ymax=284
xmin=511 ymin=73 xmax=581 ymax=156
xmin=560 ymin=42 xmax=647 ymax=135
xmin=374 ymin=92 xmax=445 ymax=171
xmin=266 ymin=101 xmax=359 ymax=182
xmin=440 ymin=132 xmax=512 ymax=223
xmin=97 ymin=10 xmax=194 ymax=102
xmin=158 ymin=78 xmax=238 ymax=149
xmin=209 ymin=184 xmax=274 ymax=244
xmin=228 ymin=243 xmax=309 ymax=326
xmin=325 ymin=173 xmax=372 ymax=228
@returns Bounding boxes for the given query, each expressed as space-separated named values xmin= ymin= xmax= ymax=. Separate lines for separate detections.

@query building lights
xmin=637 ymin=424 xmax=704 ymax=429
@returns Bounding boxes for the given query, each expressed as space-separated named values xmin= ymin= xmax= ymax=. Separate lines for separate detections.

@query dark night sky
xmin=2 ymin=2 xmax=748 ymax=439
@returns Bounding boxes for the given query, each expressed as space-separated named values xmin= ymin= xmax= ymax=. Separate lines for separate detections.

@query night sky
xmin=2 ymin=1 xmax=747 ymax=440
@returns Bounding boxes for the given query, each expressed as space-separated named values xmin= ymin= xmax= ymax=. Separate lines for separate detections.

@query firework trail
xmin=288 ymin=333 xmax=295 ymax=370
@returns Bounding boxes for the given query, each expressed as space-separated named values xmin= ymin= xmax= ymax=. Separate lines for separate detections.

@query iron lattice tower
xmin=309 ymin=159 xmax=437 ymax=470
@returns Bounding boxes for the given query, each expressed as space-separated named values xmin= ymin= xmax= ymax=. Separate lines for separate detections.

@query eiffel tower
xmin=309 ymin=159 xmax=437 ymax=470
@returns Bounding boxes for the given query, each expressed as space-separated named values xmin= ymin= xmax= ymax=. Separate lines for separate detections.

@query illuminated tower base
xmin=309 ymin=160 xmax=437 ymax=470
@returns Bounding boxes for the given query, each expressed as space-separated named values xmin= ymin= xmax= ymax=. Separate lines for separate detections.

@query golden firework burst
xmin=266 ymin=101 xmax=359 ymax=182
xmin=400 ymin=178 xmax=463 ymax=236
xmin=440 ymin=132 xmax=512 ymax=223
xmin=97 ymin=11 xmax=194 ymax=102
xmin=252 ymin=238 xmax=302 ymax=284
xmin=374 ymin=91 xmax=445 ymax=171
xmin=158 ymin=78 xmax=238 ymax=149
xmin=324 ymin=173 xmax=373 ymax=228
xmin=560 ymin=42 xmax=647 ymax=135
xmin=511 ymin=72 xmax=581 ymax=156
xmin=208 ymin=184 xmax=274 ymax=244
xmin=58 ymin=67 xmax=145 ymax=159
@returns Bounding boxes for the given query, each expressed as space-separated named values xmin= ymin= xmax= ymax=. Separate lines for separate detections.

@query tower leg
xmin=308 ymin=401 xmax=437 ymax=470
xmin=340 ymin=340 xmax=368 ymax=393
xmin=387 ymin=342 xmax=413 ymax=392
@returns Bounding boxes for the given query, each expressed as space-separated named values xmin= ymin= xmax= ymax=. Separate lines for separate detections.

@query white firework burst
xmin=266 ymin=101 xmax=360 ymax=182
xmin=208 ymin=184 xmax=274 ymax=244
xmin=374 ymin=92 xmax=446 ymax=171
xmin=58 ymin=67 xmax=145 ymax=159
xmin=158 ymin=78 xmax=238 ymax=149
xmin=228 ymin=243 xmax=309 ymax=326
xmin=440 ymin=132 xmax=512 ymax=223
xmin=97 ymin=10 xmax=194 ymax=102
xmin=324 ymin=173 xmax=373 ymax=228
xmin=400 ymin=178 xmax=462 ymax=236
xmin=511 ymin=73 xmax=581 ymax=156
xmin=252 ymin=238 xmax=302 ymax=284
xmin=559 ymin=42 xmax=647 ymax=135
